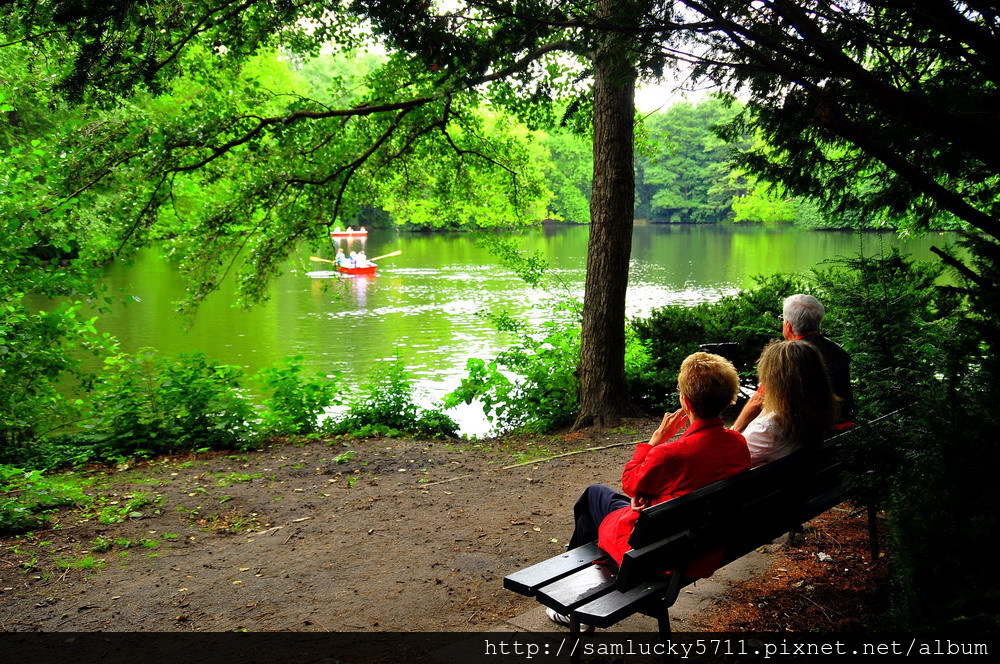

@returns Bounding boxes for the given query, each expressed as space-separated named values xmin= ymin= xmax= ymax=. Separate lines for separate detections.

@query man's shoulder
xmin=805 ymin=333 xmax=850 ymax=359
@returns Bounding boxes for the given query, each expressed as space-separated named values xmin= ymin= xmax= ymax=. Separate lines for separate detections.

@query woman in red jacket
xmin=549 ymin=352 xmax=750 ymax=626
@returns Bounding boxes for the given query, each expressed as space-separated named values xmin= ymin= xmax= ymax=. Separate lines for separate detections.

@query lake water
xmin=96 ymin=224 xmax=955 ymax=435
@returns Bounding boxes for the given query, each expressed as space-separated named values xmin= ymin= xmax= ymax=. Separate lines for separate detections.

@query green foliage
xmin=539 ymin=129 xmax=592 ymax=223
xmin=731 ymin=178 xmax=831 ymax=228
xmin=816 ymin=250 xmax=967 ymax=422
xmin=0 ymin=136 xmax=114 ymax=456
xmin=77 ymin=349 xmax=259 ymax=461
xmin=445 ymin=310 xmax=580 ymax=434
xmin=635 ymin=98 xmax=746 ymax=223
xmin=328 ymin=358 xmax=457 ymax=438
xmin=622 ymin=323 xmax=659 ymax=414
xmin=0 ymin=465 xmax=90 ymax=534
xmin=253 ymin=356 xmax=342 ymax=435
xmin=474 ymin=234 xmax=549 ymax=287
xmin=808 ymin=250 xmax=993 ymax=629
xmin=632 ymin=274 xmax=811 ymax=409
xmin=883 ymin=394 xmax=1000 ymax=631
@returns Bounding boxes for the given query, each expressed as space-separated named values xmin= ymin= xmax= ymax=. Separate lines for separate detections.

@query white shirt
xmin=743 ymin=412 xmax=801 ymax=467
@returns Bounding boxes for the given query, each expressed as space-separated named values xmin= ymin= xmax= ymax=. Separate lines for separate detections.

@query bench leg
xmin=656 ymin=570 xmax=686 ymax=664
xmin=569 ymin=618 xmax=583 ymax=664
xmin=658 ymin=610 xmax=672 ymax=664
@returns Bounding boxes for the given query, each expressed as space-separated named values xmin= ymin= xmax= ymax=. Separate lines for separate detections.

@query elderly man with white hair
xmin=732 ymin=294 xmax=854 ymax=433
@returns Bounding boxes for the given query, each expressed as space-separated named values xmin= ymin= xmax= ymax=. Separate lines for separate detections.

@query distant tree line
xmin=540 ymin=97 xmax=967 ymax=230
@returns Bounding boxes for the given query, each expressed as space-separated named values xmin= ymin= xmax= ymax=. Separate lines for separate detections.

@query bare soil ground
xmin=0 ymin=419 xmax=886 ymax=633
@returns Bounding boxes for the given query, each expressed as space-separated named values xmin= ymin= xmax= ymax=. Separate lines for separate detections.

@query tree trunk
xmin=572 ymin=15 xmax=640 ymax=431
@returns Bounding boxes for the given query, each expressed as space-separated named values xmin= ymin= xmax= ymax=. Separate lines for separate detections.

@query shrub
xmin=813 ymin=250 xmax=997 ymax=630
xmin=0 ymin=465 xmax=91 ymax=534
xmin=631 ymin=273 xmax=811 ymax=409
xmin=444 ymin=311 xmax=580 ymax=434
xmin=329 ymin=358 xmax=458 ymax=438
xmin=254 ymin=356 xmax=342 ymax=435
xmin=78 ymin=349 xmax=258 ymax=460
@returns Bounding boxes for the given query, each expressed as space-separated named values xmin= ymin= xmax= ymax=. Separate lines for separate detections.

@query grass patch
xmin=215 ymin=472 xmax=263 ymax=487
xmin=54 ymin=555 xmax=105 ymax=571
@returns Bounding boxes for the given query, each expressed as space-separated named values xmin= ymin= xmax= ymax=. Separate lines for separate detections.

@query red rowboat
xmin=330 ymin=229 xmax=368 ymax=237
xmin=336 ymin=264 xmax=376 ymax=276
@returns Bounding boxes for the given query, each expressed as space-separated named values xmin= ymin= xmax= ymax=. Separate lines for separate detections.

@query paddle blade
xmin=369 ymin=250 xmax=403 ymax=262
xmin=309 ymin=256 xmax=335 ymax=263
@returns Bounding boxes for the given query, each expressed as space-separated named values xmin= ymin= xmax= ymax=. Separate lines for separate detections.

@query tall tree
xmin=574 ymin=0 xmax=644 ymax=428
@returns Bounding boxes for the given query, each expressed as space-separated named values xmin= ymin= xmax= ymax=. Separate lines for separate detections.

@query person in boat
xmin=356 ymin=250 xmax=369 ymax=267
xmin=335 ymin=248 xmax=345 ymax=265
xmin=546 ymin=352 xmax=750 ymax=627
xmin=732 ymin=293 xmax=853 ymax=431
xmin=742 ymin=340 xmax=839 ymax=467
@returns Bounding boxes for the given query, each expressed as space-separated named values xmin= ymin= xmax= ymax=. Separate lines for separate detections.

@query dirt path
xmin=1 ymin=423 xmax=663 ymax=632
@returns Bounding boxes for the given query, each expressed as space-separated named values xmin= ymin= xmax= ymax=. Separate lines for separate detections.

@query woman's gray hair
xmin=782 ymin=294 xmax=825 ymax=334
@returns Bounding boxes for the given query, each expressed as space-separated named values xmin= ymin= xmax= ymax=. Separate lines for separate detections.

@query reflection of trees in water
xmin=332 ymin=236 xmax=367 ymax=252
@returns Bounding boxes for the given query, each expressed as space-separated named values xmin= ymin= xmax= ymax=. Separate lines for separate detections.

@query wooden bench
xmin=503 ymin=429 xmax=874 ymax=650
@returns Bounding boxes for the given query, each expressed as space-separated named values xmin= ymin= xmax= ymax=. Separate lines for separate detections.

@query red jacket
xmin=597 ymin=417 xmax=750 ymax=576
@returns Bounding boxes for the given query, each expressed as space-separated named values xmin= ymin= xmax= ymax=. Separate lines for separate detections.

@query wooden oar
xmin=368 ymin=250 xmax=402 ymax=262
xmin=309 ymin=250 xmax=400 ymax=265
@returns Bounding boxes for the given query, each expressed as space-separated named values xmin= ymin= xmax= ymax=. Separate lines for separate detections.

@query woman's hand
xmin=648 ymin=408 xmax=688 ymax=446
xmin=630 ymin=495 xmax=652 ymax=512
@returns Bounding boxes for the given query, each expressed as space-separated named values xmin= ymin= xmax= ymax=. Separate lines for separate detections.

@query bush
xmin=329 ymin=358 xmax=458 ymax=438
xmin=0 ymin=298 xmax=108 ymax=457
xmin=814 ymin=250 xmax=997 ymax=630
xmin=77 ymin=349 xmax=259 ymax=460
xmin=254 ymin=356 xmax=342 ymax=435
xmin=631 ymin=273 xmax=811 ymax=409
xmin=0 ymin=465 xmax=91 ymax=534
xmin=444 ymin=311 xmax=580 ymax=434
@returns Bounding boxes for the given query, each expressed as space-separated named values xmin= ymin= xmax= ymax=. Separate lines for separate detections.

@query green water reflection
xmin=96 ymin=225 xmax=956 ymax=434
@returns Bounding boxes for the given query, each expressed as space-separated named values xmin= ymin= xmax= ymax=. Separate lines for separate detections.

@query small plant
xmin=328 ymin=358 xmax=458 ymax=438
xmin=332 ymin=450 xmax=355 ymax=464
xmin=253 ymin=356 xmax=342 ymax=435
xmin=0 ymin=465 xmax=91 ymax=534
xmin=54 ymin=555 xmax=105 ymax=571
xmin=215 ymin=472 xmax=262 ymax=487
xmin=89 ymin=536 xmax=113 ymax=553
xmin=444 ymin=309 xmax=581 ymax=434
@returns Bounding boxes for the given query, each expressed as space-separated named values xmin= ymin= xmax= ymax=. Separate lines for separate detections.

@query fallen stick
xmin=500 ymin=440 xmax=642 ymax=470
xmin=418 ymin=474 xmax=473 ymax=488
xmin=414 ymin=439 xmax=644 ymax=488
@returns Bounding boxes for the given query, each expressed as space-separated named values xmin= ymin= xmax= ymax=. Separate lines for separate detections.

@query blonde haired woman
xmin=743 ymin=340 xmax=838 ymax=467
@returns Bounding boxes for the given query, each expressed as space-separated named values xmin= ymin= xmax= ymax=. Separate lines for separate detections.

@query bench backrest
xmin=616 ymin=430 xmax=855 ymax=589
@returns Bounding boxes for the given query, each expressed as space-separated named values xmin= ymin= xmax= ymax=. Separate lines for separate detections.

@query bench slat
xmin=503 ymin=542 xmax=608 ymax=596
xmin=573 ymin=578 xmax=674 ymax=627
xmin=535 ymin=563 xmax=619 ymax=611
